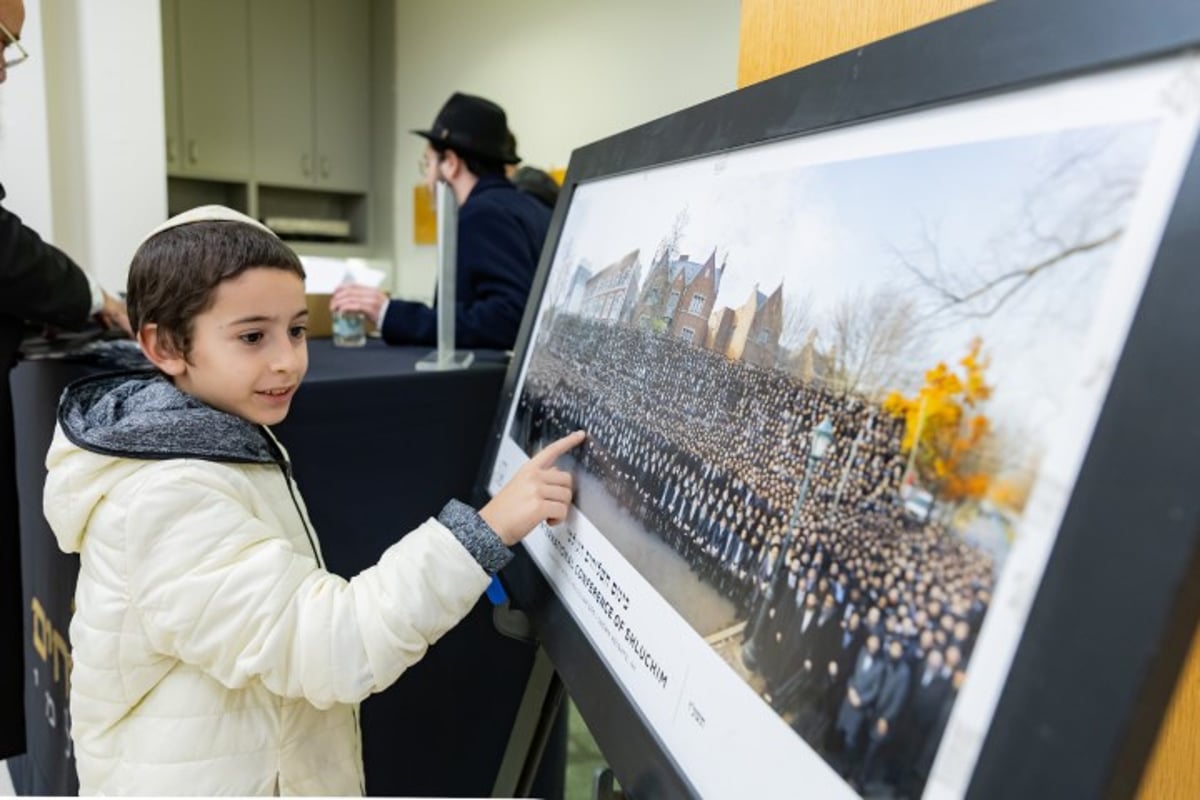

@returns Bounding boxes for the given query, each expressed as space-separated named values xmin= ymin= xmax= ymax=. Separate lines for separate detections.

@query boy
xmin=43 ymin=206 xmax=583 ymax=795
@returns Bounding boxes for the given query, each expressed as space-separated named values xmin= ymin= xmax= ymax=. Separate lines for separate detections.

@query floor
xmin=565 ymin=700 xmax=609 ymax=799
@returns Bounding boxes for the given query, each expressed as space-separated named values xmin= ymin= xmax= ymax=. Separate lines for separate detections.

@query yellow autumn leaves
xmin=884 ymin=338 xmax=993 ymax=503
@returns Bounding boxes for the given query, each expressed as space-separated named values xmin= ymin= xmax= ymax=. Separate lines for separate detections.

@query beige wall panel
xmin=737 ymin=0 xmax=989 ymax=87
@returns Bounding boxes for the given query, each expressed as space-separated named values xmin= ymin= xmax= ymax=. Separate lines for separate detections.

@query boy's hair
xmin=127 ymin=221 xmax=305 ymax=357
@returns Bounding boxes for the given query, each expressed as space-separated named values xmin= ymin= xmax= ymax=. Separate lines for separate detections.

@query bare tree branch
xmin=826 ymin=288 xmax=925 ymax=398
xmin=895 ymin=133 xmax=1141 ymax=323
xmin=925 ymin=227 xmax=1122 ymax=320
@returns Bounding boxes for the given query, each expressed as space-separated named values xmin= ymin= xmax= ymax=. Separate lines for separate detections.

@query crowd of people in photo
xmin=512 ymin=313 xmax=997 ymax=797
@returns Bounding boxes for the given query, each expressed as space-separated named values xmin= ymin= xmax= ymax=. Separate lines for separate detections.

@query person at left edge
xmin=331 ymin=93 xmax=551 ymax=350
xmin=0 ymin=0 xmax=130 ymax=761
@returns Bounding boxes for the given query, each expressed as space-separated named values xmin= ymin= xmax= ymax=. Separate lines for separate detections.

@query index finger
xmin=531 ymin=430 xmax=586 ymax=467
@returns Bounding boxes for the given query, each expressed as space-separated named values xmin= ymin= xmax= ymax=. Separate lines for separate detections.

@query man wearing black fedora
xmin=331 ymin=92 xmax=551 ymax=349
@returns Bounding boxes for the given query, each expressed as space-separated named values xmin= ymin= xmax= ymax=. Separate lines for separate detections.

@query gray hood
xmin=58 ymin=371 xmax=279 ymax=464
xmin=47 ymin=371 xmax=284 ymax=555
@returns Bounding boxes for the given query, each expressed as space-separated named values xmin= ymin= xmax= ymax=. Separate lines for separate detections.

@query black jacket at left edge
xmin=0 ymin=181 xmax=93 ymax=759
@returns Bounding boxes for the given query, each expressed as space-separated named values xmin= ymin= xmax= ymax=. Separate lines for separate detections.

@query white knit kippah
xmin=140 ymin=205 xmax=278 ymax=246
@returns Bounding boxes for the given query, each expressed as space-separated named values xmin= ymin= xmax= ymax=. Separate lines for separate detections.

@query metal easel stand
xmin=491 ymin=641 xmax=565 ymax=798
xmin=592 ymin=767 xmax=626 ymax=800
xmin=416 ymin=181 xmax=474 ymax=371
xmin=489 ymin=598 xmax=627 ymax=800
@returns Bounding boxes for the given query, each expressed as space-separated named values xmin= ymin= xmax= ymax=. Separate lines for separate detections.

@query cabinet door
xmin=250 ymin=0 xmax=316 ymax=188
xmin=176 ymin=0 xmax=251 ymax=179
xmin=161 ymin=0 xmax=183 ymax=174
xmin=313 ymin=0 xmax=370 ymax=192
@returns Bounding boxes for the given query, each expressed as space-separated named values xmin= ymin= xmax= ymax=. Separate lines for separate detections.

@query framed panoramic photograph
xmin=479 ymin=1 xmax=1200 ymax=797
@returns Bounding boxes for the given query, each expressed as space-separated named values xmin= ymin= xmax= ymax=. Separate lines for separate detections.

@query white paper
xmin=300 ymin=256 xmax=386 ymax=293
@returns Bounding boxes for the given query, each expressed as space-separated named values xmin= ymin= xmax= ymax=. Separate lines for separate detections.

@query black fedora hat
xmin=412 ymin=92 xmax=520 ymax=164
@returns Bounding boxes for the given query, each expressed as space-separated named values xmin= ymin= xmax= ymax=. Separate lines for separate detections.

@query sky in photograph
xmin=544 ymin=118 xmax=1162 ymax=447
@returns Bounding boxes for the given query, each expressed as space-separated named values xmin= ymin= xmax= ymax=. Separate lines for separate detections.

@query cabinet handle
xmin=319 ymin=156 xmax=330 ymax=179
xmin=186 ymin=140 xmax=198 ymax=165
xmin=166 ymin=137 xmax=177 ymax=165
xmin=301 ymin=154 xmax=312 ymax=177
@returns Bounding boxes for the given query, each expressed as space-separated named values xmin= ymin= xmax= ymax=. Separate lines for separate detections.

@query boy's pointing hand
xmin=480 ymin=430 xmax=586 ymax=546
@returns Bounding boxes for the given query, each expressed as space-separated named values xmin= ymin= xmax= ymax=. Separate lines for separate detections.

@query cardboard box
xmin=306 ymin=293 xmax=333 ymax=338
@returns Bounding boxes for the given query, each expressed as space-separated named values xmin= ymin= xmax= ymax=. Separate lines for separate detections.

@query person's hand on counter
xmin=97 ymin=290 xmax=132 ymax=336
xmin=480 ymin=430 xmax=586 ymax=545
xmin=331 ymin=284 xmax=389 ymax=326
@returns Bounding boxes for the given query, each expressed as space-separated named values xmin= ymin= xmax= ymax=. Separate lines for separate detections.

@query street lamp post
xmin=742 ymin=415 xmax=835 ymax=673
xmin=834 ymin=421 xmax=867 ymax=508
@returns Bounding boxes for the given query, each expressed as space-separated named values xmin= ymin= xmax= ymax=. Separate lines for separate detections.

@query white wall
xmin=0 ymin=0 xmax=55 ymax=235
xmin=2 ymin=0 xmax=737 ymax=298
xmin=0 ymin=0 xmax=166 ymax=294
xmin=390 ymin=0 xmax=741 ymax=302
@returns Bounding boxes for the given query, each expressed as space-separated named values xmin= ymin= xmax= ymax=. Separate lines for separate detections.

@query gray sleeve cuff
xmin=437 ymin=499 xmax=513 ymax=575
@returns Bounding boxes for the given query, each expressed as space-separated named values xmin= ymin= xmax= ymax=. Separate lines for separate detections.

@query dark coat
xmin=869 ymin=658 xmax=912 ymax=741
xmin=381 ymin=176 xmax=551 ymax=349
xmin=771 ymin=605 xmax=839 ymax=702
xmin=901 ymin=667 xmax=952 ymax=761
xmin=835 ymin=646 xmax=886 ymax=741
xmin=0 ymin=183 xmax=93 ymax=758
xmin=833 ymin=624 xmax=867 ymax=682
xmin=914 ymin=684 xmax=960 ymax=783
xmin=754 ymin=568 xmax=800 ymax=666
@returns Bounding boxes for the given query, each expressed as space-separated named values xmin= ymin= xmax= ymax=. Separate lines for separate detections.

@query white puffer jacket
xmin=44 ymin=373 xmax=509 ymax=796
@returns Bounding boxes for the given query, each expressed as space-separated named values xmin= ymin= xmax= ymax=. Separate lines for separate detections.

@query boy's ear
xmin=137 ymin=324 xmax=187 ymax=377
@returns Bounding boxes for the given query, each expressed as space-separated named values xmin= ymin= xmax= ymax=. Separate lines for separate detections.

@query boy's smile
xmin=158 ymin=267 xmax=309 ymax=426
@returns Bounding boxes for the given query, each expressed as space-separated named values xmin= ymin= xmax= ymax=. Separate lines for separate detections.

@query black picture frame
xmin=476 ymin=1 xmax=1200 ymax=797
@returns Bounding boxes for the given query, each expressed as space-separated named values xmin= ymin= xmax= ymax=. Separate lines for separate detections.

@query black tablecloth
xmin=7 ymin=340 xmax=562 ymax=797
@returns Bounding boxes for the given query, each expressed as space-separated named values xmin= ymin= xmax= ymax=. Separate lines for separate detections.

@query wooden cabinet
xmin=250 ymin=0 xmax=370 ymax=193
xmin=161 ymin=0 xmax=181 ymax=171
xmin=162 ymin=0 xmax=252 ymax=180
xmin=161 ymin=0 xmax=373 ymax=244
xmin=313 ymin=0 xmax=371 ymax=192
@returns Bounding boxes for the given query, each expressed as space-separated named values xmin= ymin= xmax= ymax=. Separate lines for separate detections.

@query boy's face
xmin=161 ymin=267 xmax=309 ymax=425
